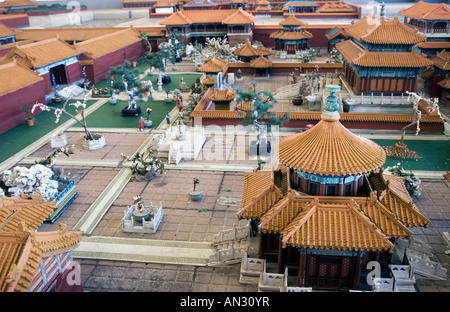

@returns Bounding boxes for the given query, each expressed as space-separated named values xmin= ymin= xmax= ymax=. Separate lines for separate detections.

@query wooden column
xmin=302 ymin=178 xmax=308 ymax=193
xmin=338 ymin=183 xmax=344 ymax=196
xmin=319 ymin=183 xmax=326 ymax=196
xmin=352 ymin=179 xmax=358 ymax=196
xmin=278 ymin=242 xmax=283 ymax=273
xmin=352 ymin=255 xmax=362 ymax=290
xmin=298 ymin=252 xmax=307 ymax=287
xmin=258 ymin=232 xmax=264 ymax=258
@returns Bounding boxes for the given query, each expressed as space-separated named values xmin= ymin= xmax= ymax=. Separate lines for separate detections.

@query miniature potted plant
xmin=21 ymin=105 xmax=34 ymax=127
xmin=132 ymin=195 xmax=151 ymax=223
xmin=292 ymin=76 xmax=310 ymax=106
xmin=144 ymin=108 xmax=153 ymax=128
xmin=121 ymin=150 xmax=165 ymax=181
xmin=188 ymin=176 xmax=202 ymax=201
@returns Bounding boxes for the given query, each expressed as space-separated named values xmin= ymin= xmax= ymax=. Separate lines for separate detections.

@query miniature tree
xmin=235 ymin=82 xmax=289 ymax=156
xmin=121 ymin=149 xmax=165 ymax=181
xmin=35 ymin=146 xmax=74 ymax=181
xmin=385 ymin=163 xmax=422 ymax=197
xmin=139 ymin=32 xmax=152 ymax=52
xmin=32 ymin=90 xmax=98 ymax=142
xmin=193 ymin=176 xmax=200 ymax=192
xmin=109 ymin=61 xmax=145 ymax=92
xmin=384 ymin=91 xmax=442 ymax=159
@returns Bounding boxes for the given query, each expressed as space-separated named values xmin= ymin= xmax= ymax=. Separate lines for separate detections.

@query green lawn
xmin=71 ymin=100 xmax=175 ymax=129
xmin=0 ymin=100 xmax=97 ymax=163
xmin=374 ymin=139 xmax=450 ymax=172
xmin=141 ymin=73 xmax=203 ymax=92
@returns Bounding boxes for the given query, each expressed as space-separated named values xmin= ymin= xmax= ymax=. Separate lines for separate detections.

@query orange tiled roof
xmin=399 ymin=1 xmax=450 ymax=21
xmin=0 ymin=37 xmax=83 ymax=69
xmin=1 ymin=223 xmax=82 ymax=292
xmin=121 ymin=0 xmax=158 ymax=3
xmin=235 ymin=101 xmax=253 ymax=112
xmin=257 ymin=45 xmax=272 ymax=56
xmin=279 ymin=14 xmax=304 ymax=26
xmin=379 ymin=174 xmax=430 ymax=227
xmin=269 ymin=29 xmax=313 ymax=40
xmin=0 ymin=22 xmax=16 ymax=38
xmin=257 ymin=0 xmax=270 ymax=5
xmin=345 ymin=16 xmax=426 ymax=45
xmin=286 ymin=2 xmax=319 ymax=7
xmin=234 ymin=38 xmax=260 ymax=57
xmin=416 ymin=41 xmax=450 ymax=50
xmin=277 ymin=113 xmax=386 ymax=176
xmin=222 ymin=8 xmax=257 ymax=24
xmin=318 ymin=1 xmax=355 ymax=13
xmin=325 ymin=28 xmax=349 ymax=41
xmin=0 ymin=60 xmax=42 ymax=96
xmin=0 ymin=0 xmax=38 ymax=9
xmin=75 ymin=27 xmax=143 ymax=60
xmin=250 ymin=55 xmax=272 ymax=68
xmin=198 ymin=56 xmax=228 ymax=73
xmin=431 ymin=50 xmax=450 ymax=71
xmin=237 ymin=171 xmax=284 ymax=219
xmin=154 ymin=0 xmax=178 ymax=7
xmin=209 ymin=88 xmax=236 ymax=101
xmin=280 ymin=199 xmax=394 ymax=251
xmin=16 ymin=27 xmax=126 ymax=43
xmin=160 ymin=8 xmax=255 ymax=25
xmin=202 ymin=75 xmax=217 ymax=85
xmin=336 ymin=39 xmax=433 ymax=68
xmin=0 ymin=195 xmax=55 ymax=232
xmin=438 ymin=78 xmax=450 ymax=89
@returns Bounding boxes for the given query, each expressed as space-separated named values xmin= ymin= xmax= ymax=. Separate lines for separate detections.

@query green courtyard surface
xmin=0 ymin=100 xmax=97 ymax=164
xmin=71 ymin=100 xmax=175 ymax=129
xmin=374 ymin=139 xmax=450 ymax=172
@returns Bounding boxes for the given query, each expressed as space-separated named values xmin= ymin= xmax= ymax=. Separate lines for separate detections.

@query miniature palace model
xmin=238 ymin=86 xmax=430 ymax=291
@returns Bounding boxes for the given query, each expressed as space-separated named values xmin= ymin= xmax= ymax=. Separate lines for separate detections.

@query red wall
xmin=65 ymin=62 xmax=83 ymax=84
xmin=82 ymin=41 xmax=146 ymax=84
xmin=40 ymin=72 xmax=53 ymax=95
xmin=0 ymin=15 xmax=30 ymax=28
xmin=0 ymin=79 xmax=46 ymax=134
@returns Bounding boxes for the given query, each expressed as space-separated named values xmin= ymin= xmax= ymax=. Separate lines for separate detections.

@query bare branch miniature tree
xmin=385 ymin=91 xmax=443 ymax=159
xmin=32 ymin=90 xmax=96 ymax=141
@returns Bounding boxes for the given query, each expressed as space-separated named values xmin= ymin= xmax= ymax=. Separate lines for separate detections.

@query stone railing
xmin=122 ymin=202 xmax=163 ymax=234
xmin=208 ymin=242 xmax=248 ymax=265
xmin=213 ymin=220 xmax=250 ymax=246
xmin=258 ymin=267 xmax=288 ymax=292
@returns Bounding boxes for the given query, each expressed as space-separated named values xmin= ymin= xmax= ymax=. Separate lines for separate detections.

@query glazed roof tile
xmin=0 ymin=22 xmax=16 ymax=38
xmin=0 ymin=61 xmax=43 ymax=96
xmin=279 ymin=14 xmax=304 ymax=26
xmin=249 ymin=55 xmax=272 ymax=68
xmin=0 ymin=223 xmax=82 ymax=292
xmin=399 ymin=1 xmax=450 ymax=21
xmin=75 ymin=27 xmax=143 ymax=60
xmin=416 ymin=41 xmax=450 ymax=50
xmin=336 ymin=39 xmax=432 ymax=68
xmin=280 ymin=200 xmax=394 ymax=251
xmin=0 ymin=37 xmax=83 ymax=69
xmin=234 ymin=39 xmax=260 ymax=56
xmin=269 ymin=29 xmax=313 ymax=40
xmin=160 ymin=8 xmax=255 ymax=25
xmin=0 ymin=0 xmax=38 ymax=9
xmin=197 ymin=56 xmax=228 ymax=73
xmin=237 ymin=171 xmax=284 ymax=220
xmin=325 ymin=28 xmax=349 ymax=41
xmin=345 ymin=16 xmax=426 ymax=45
xmin=16 ymin=27 xmax=127 ymax=42
xmin=0 ymin=195 xmax=55 ymax=233
xmin=437 ymin=78 xmax=450 ymax=89
xmin=317 ymin=1 xmax=355 ymax=13
xmin=202 ymin=75 xmax=217 ymax=85
xmin=277 ymin=114 xmax=386 ymax=176
xmin=209 ymin=88 xmax=236 ymax=101
xmin=285 ymin=2 xmax=319 ymax=7
xmin=431 ymin=50 xmax=450 ymax=71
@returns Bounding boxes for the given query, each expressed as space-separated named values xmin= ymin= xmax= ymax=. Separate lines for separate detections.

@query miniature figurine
xmin=166 ymin=112 xmax=171 ymax=124
xmin=138 ymin=117 xmax=145 ymax=131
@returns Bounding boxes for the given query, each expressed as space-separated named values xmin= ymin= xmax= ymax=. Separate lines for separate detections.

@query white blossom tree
xmin=32 ymin=90 xmax=96 ymax=141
